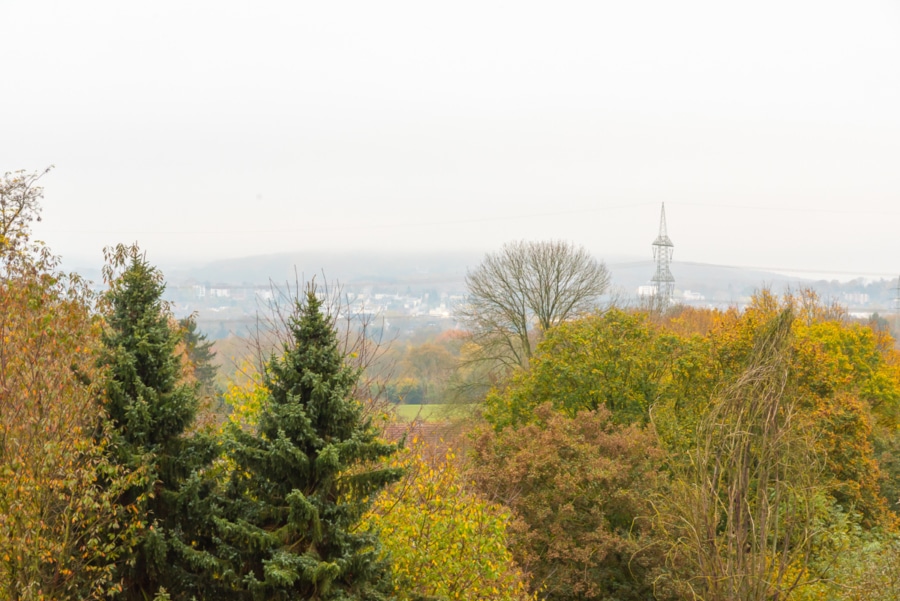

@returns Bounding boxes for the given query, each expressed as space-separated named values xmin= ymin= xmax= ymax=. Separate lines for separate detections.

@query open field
xmin=393 ymin=404 xmax=448 ymax=421
xmin=392 ymin=404 xmax=468 ymax=422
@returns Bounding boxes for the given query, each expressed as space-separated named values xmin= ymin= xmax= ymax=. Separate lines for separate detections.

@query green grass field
xmin=393 ymin=404 xmax=447 ymax=421
xmin=392 ymin=403 xmax=478 ymax=422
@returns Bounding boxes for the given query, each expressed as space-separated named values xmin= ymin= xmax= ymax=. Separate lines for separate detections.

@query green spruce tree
xmin=100 ymin=244 xmax=217 ymax=600
xmin=179 ymin=314 xmax=226 ymax=428
xmin=222 ymin=286 xmax=402 ymax=600
xmin=179 ymin=315 xmax=219 ymax=395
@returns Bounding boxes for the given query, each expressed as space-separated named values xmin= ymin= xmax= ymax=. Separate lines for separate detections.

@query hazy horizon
xmin=4 ymin=1 xmax=900 ymax=280
xmin=55 ymin=248 xmax=892 ymax=289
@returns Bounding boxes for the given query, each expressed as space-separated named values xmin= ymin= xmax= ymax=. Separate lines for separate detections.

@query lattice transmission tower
xmin=651 ymin=203 xmax=675 ymax=303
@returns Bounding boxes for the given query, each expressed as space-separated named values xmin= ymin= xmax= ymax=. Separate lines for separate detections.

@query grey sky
xmin=3 ymin=1 xmax=900 ymax=279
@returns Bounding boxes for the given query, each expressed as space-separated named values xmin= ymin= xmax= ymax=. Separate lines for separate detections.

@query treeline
xmin=471 ymin=296 xmax=900 ymax=600
xmin=5 ymin=170 xmax=900 ymax=601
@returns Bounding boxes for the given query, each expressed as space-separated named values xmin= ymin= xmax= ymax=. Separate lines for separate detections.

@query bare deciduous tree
xmin=456 ymin=240 xmax=610 ymax=370
xmin=246 ymin=273 xmax=398 ymax=422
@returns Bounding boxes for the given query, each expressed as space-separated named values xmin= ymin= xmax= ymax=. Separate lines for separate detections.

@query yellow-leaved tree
xmin=362 ymin=439 xmax=534 ymax=601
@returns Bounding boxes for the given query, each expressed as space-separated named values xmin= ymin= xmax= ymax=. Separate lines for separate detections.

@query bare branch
xmin=456 ymin=240 xmax=609 ymax=371
xmin=246 ymin=271 xmax=399 ymax=424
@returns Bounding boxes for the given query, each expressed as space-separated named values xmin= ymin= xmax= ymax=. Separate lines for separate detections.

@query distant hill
xmin=608 ymin=260 xmax=813 ymax=304
xmin=166 ymin=250 xmax=820 ymax=303
xmin=165 ymin=250 xmax=484 ymax=290
xmin=145 ymin=251 xmax=894 ymax=341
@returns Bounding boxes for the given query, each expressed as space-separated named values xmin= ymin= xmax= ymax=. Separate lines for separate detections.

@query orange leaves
xmin=663 ymin=294 xmax=900 ymax=527
xmin=0 ymin=255 xmax=127 ymax=599
xmin=482 ymin=290 xmax=900 ymax=598
xmin=470 ymin=404 xmax=665 ymax=601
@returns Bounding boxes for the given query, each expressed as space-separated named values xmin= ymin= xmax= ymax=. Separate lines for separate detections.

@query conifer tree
xmin=179 ymin=315 xmax=219 ymax=397
xmin=100 ymin=244 xmax=216 ymax=600
xmin=179 ymin=314 xmax=226 ymax=429
xmin=222 ymin=286 xmax=402 ymax=600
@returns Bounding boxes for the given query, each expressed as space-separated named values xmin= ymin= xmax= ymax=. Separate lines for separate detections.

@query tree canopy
xmin=0 ymin=171 xmax=136 ymax=600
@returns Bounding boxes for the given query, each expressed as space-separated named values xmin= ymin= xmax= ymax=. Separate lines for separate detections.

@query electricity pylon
xmin=651 ymin=203 xmax=675 ymax=304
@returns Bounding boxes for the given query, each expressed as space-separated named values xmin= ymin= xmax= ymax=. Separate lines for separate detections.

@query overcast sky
xmin=3 ymin=1 xmax=900 ymax=279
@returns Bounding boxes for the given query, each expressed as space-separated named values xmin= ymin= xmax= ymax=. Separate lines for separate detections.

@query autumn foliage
xmin=0 ymin=172 xmax=137 ymax=600
xmin=475 ymin=289 xmax=900 ymax=599
xmin=470 ymin=404 xmax=670 ymax=601
xmin=6 ymin=169 xmax=900 ymax=601
xmin=363 ymin=440 xmax=532 ymax=601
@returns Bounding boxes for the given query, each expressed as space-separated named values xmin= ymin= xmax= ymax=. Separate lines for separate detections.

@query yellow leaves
xmin=222 ymin=359 xmax=269 ymax=432
xmin=0 ymin=243 xmax=129 ymax=598
xmin=361 ymin=440 xmax=532 ymax=601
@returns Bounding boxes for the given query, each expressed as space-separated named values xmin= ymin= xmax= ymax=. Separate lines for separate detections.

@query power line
xmin=675 ymin=201 xmax=900 ymax=217
xmin=38 ymin=202 xmax=659 ymax=236
xmin=39 ymin=200 xmax=900 ymax=237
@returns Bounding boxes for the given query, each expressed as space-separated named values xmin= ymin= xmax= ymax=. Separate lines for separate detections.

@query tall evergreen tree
xmin=179 ymin=315 xmax=219 ymax=395
xmin=100 ymin=244 xmax=216 ymax=600
xmin=221 ymin=287 xmax=402 ymax=600
xmin=179 ymin=314 xmax=225 ymax=429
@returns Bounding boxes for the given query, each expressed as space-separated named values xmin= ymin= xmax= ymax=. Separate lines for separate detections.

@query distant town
xmin=158 ymin=255 xmax=900 ymax=341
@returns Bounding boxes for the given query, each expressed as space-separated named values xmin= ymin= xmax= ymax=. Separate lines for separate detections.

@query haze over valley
xmin=132 ymin=248 xmax=899 ymax=340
